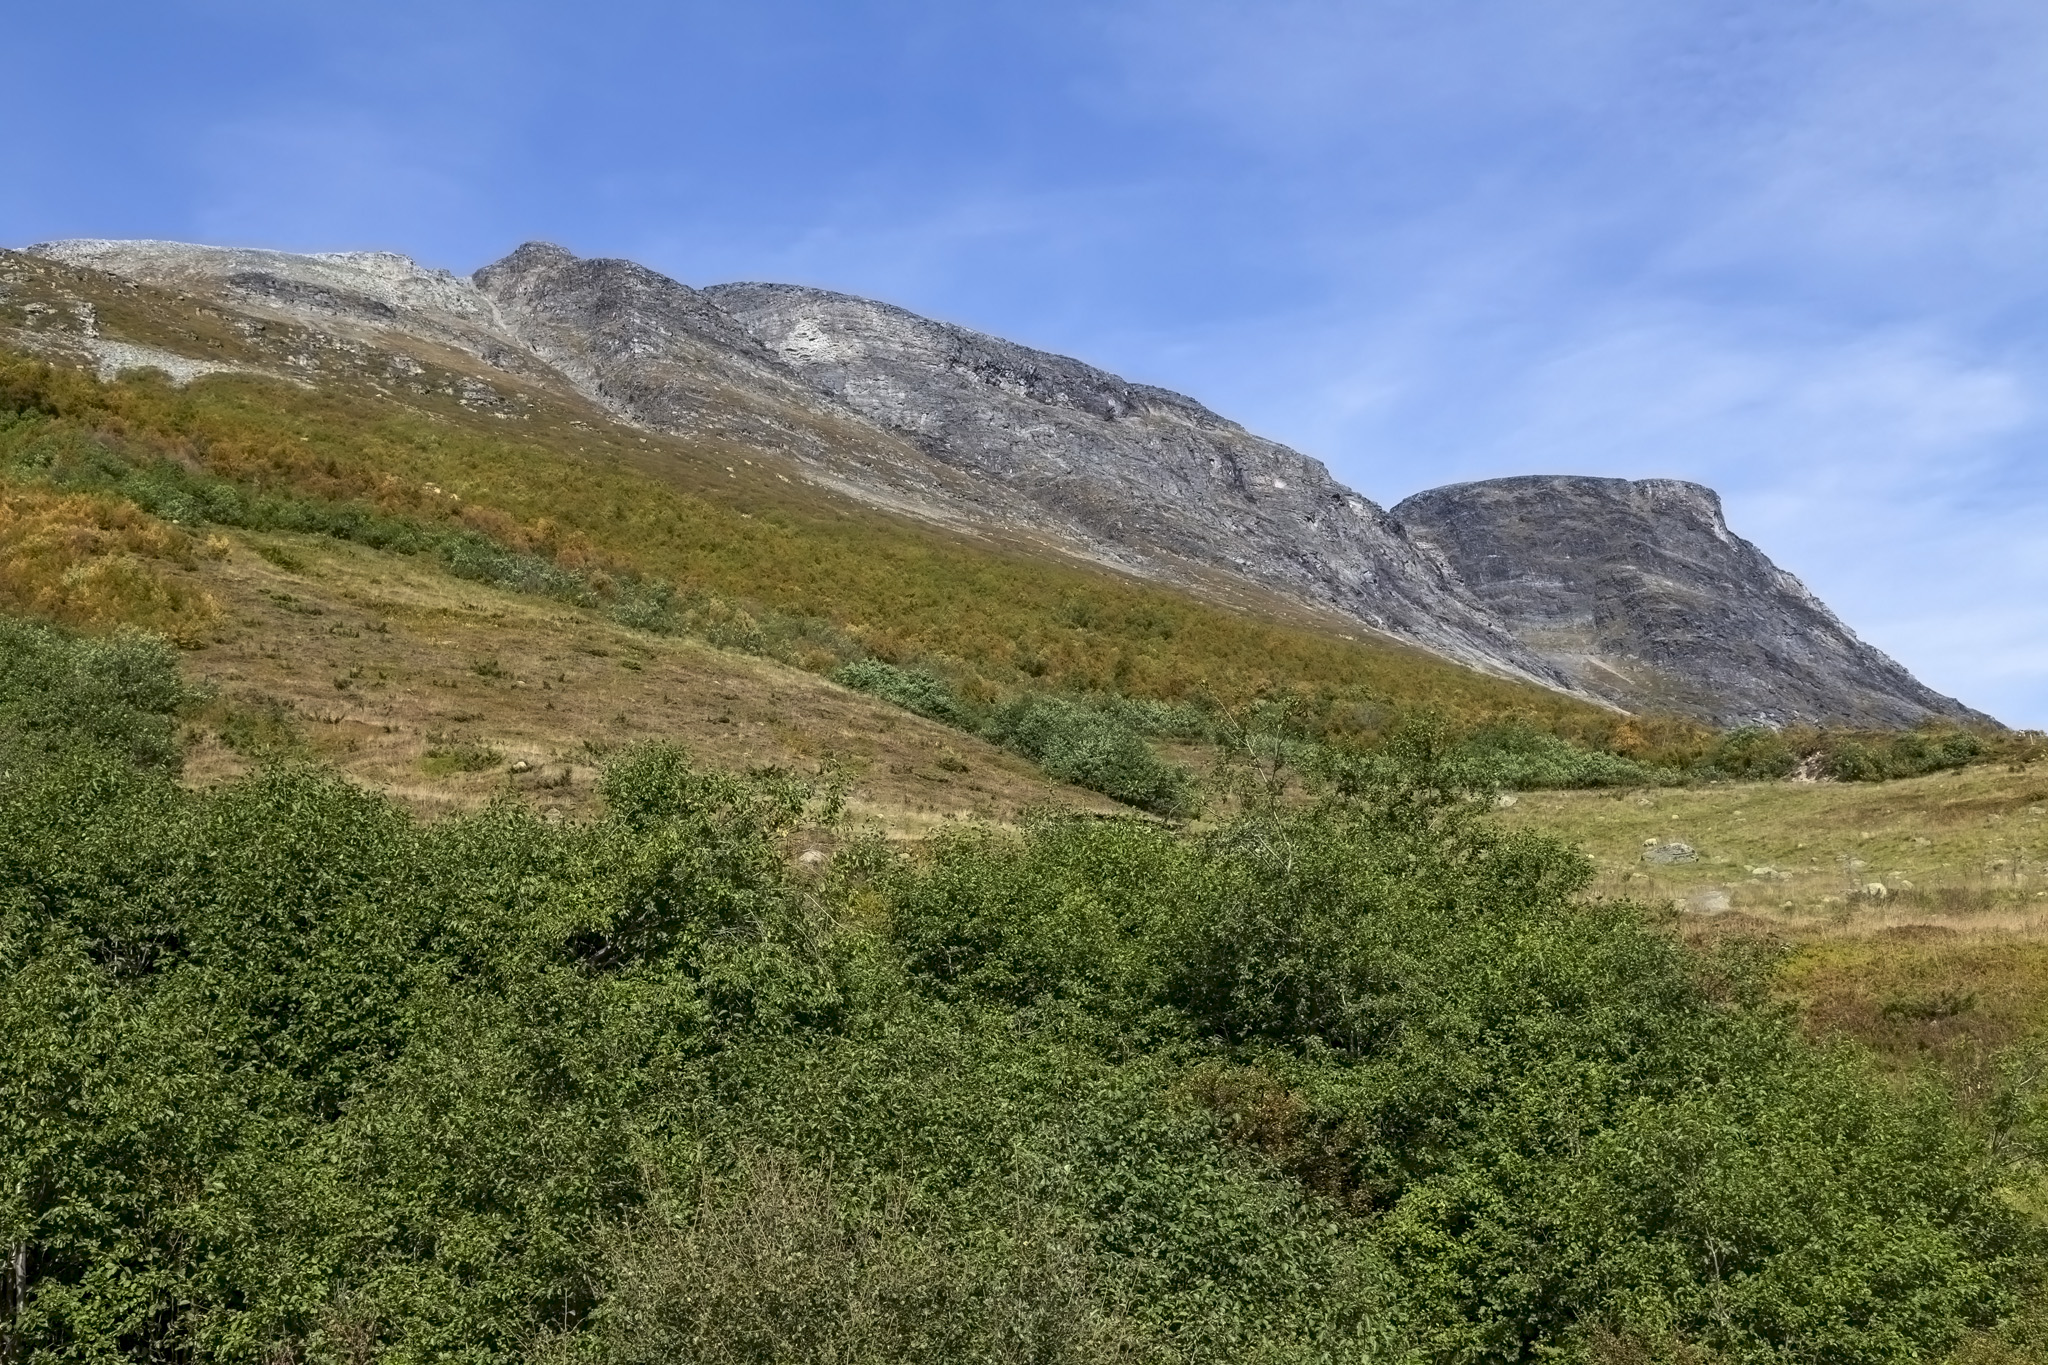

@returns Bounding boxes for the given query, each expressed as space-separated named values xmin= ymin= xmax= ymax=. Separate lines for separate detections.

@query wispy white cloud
xmin=1050 ymin=0 xmax=2048 ymax=722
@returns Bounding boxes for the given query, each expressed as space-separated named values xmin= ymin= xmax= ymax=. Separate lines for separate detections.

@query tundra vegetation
xmin=0 ymin=354 xmax=2024 ymax=815
xmin=8 ymin=345 xmax=2048 ymax=1363
xmin=6 ymin=621 xmax=2048 ymax=1365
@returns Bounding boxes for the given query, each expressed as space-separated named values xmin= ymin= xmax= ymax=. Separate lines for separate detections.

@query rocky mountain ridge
xmin=700 ymin=280 xmax=1550 ymax=683
xmin=1393 ymin=476 xmax=1987 ymax=727
xmin=10 ymin=237 xmax=1986 ymax=727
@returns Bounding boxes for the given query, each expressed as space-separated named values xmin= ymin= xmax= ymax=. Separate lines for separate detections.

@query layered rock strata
xmin=16 ymin=237 xmax=1986 ymax=724
xmin=1392 ymin=476 xmax=1984 ymax=727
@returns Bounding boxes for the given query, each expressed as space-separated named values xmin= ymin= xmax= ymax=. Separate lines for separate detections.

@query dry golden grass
xmin=0 ymin=249 xmax=1625 ymax=743
xmin=166 ymin=528 xmax=1115 ymax=833
xmin=1502 ymin=767 xmax=2048 ymax=1086
xmin=1500 ymin=763 xmax=2048 ymax=926
xmin=0 ymin=484 xmax=223 ymax=641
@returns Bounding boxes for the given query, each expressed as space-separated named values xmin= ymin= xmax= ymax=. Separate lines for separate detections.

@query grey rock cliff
xmin=25 ymin=237 xmax=1567 ymax=685
xmin=469 ymin=245 xmax=1063 ymax=530
xmin=475 ymin=243 xmax=822 ymax=438
xmin=16 ymin=237 xmax=1985 ymax=724
xmin=702 ymin=281 xmax=1567 ymax=686
xmin=1391 ymin=476 xmax=1985 ymax=727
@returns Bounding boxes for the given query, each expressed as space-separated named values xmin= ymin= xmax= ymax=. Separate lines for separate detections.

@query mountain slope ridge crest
xmin=15 ymin=236 xmax=1985 ymax=726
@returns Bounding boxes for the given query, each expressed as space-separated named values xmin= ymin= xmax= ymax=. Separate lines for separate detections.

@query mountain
xmin=11 ymin=237 xmax=1986 ymax=727
xmin=697 ymin=280 xmax=1553 ymax=684
xmin=17 ymin=239 xmax=1575 ymax=694
xmin=1393 ymin=476 xmax=1985 ymax=728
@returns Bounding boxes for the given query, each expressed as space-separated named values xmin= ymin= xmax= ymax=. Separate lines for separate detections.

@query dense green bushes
xmin=981 ymin=695 xmax=1201 ymax=818
xmin=829 ymin=659 xmax=969 ymax=727
xmin=1353 ymin=719 xmax=1993 ymax=791
xmin=2 ymin=624 xmax=2037 ymax=1363
xmin=832 ymin=660 xmax=1202 ymax=816
xmin=1688 ymin=724 xmax=1988 ymax=782
xmin=1439 ymin=722 xmax=1668 ymax=789
xmin=1815 ymin=727 xmax=1986 ymax=781
xmin=0 ymin=618 xmax=195 ymax=770
xmin=890 ymin=804 xmax=2031 ymax=1360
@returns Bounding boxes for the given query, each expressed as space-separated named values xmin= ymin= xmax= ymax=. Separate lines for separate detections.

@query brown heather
xmin=0 ymin=348 xmax=1624 ymax=743
xmin=0 ymin=483 xmax=222 ymax=641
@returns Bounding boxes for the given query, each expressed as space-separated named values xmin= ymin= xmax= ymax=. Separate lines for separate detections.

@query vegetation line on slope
xmin=1 ymin=351 xmax=2029 ymax=813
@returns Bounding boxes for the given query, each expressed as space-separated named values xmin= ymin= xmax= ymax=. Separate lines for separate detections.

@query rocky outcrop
xmin=469 ymin=245 xmax=1067 ymax=531
xmin=475 ymin=243 xmax=828 ymax=441
xmin=26 ymin=238 xmax=540 ymax=375
xmin=1391 ymin=476 xmax=1985 ymax=727
xmin=18 ymin=237 xmax=1986 ymax=724
xmin=703 ymin=282 xmax=1565 ymax=685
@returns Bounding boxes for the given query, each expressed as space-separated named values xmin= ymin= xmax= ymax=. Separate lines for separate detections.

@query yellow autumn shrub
xmin=0 ymin=485 xmax=223 ymax=641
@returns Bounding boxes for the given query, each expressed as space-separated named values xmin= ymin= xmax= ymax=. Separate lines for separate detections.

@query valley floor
xmin=1500 ymin=763 xmax=2048 ymax=932
xmin=1501 ymin=767 xmax=2048 ymax=1098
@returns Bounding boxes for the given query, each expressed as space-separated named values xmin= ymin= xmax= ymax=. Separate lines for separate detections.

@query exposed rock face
xmin=1392 ymin=476 xmax=1985 ymax=727
xmin=469 ymin=245 xmax=1060 ymax=531
xmin=27 ymin=238 xmax=532 ymax=372
xmin=703 ymin=282 xmax=1562 ymax=685
xmin=476 ymin=243 xmax=832 ymax=442
xmin=16 ymin=237 xmax=1985 ymax=724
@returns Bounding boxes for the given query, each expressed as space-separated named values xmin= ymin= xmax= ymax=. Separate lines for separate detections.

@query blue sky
xmin=6 ymin=1 xmax=2045 ymax=723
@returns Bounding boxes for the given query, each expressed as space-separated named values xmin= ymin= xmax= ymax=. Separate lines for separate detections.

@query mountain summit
xmin=1394 ymin=476 xmax=1984 ymax=728
xmin=17 ymin=238 xmax=1986 ymax=726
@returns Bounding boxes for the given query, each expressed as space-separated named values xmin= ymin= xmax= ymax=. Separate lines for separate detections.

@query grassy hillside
xmin=1500 ymin=761 xmax=2048 ymax=922
xmin=0 ymin=269 xmax=1622 ymax=727
xmin=10 ymin=253 xmax=2048 ymax=1363
xmin=0 ymin=336 xmax=1675 ymax=809
xmin=1500 ymin=764 xmax=2048 ymax=1124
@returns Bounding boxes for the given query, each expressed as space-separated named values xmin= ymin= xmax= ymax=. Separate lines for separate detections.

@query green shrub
xmin=1823 ymin=727 xmax=1984 ymax=781
xmin=1088 ymin=692 xmax=1217 ymax=741
xmin=584 ymin=1153 xmax=1135 ymax=1365
xmin=0 ymin=663 xmax=2036 ymax=1364
xmin=419 ymin=738 xmax=504 ymax=775
xmin=886 ymin=789 xmax=2034 ymax=1362
xmin=827 ymin=668 xmax=1210 ymax=816
xmin=983 ymin=695 xmax=1201 ymax=818
xmin=1442 ymin=721 xmax=1670 ymax=790
xmin=0 ymin=617 xmax=194 ymax=771
xmin=1700 ymin=725 xmax=1802 ymax=780
xmin=0 ymin=742 xmax=842 ymax=1363
xmin=1695 ymin=725 xmax=1986 ymax=784
xmin=831 ymin=659 xmax=971 ymax=727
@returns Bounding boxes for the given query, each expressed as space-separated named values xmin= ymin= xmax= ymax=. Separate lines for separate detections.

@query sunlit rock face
xmin=1392 ymin=475 xmax=1986 ymax=727
xmin=704 ymin=280 xmax=1566 ymax=687
xmin=25 ymin=237 xmax=1982 ymax=722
